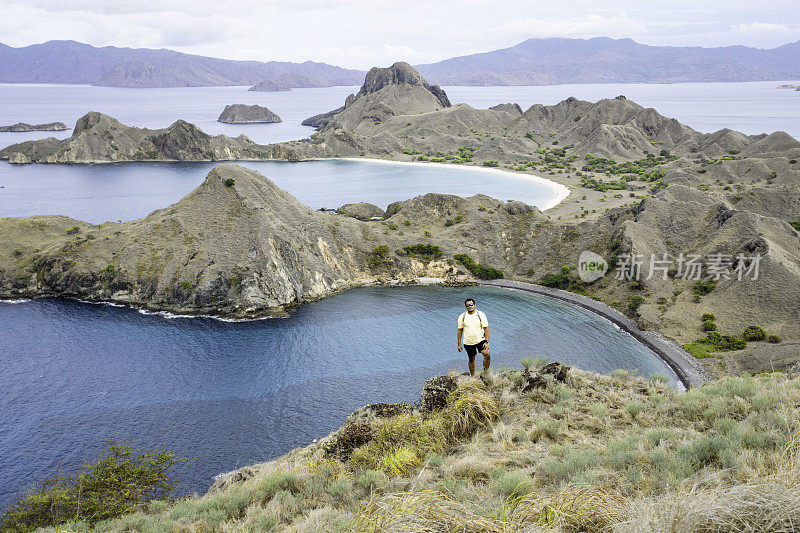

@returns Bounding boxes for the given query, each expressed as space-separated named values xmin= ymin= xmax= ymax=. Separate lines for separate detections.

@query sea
xmin=0 ymin=80 xmax=798 ymax=510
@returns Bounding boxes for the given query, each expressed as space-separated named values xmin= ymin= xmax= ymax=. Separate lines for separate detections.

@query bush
xmin=742 ymin=325 xmax=766 ymax=341
xmin=703 ymin=320 xmax=718 ymax=331
xmin=767 ymin=334 xmax=782 ymax=343
xmin=454 ymin=254 xmax=503 ymax=280
xmin=356 ymin=470 xmax=382 ymax=491
xmin=494 ymin=471 xmax=533 ymax=497
xmin=482 ymin=160 xmax=499 ymax=167
xmin=224 ymin=178 xmax=235 ymax=187
xmin=0 ymin=439 xmax=188 ymax=532
xmin=628 ymin=296 xmax=645 ymax=311
xmin=101 ymin=263 xmax=115 ymax=273
xmin=402 ymin=244 xmax=443 ymax=261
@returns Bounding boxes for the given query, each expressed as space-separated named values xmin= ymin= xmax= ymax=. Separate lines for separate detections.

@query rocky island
xmin=1 ymin=62 xmax=799 ymax=377
xmin=248 ymin=73 xmax=327 ymax=92
xmin=217 ymin=104 xmax=282 ymax=124
xmin=0 ymin=121 xmax=67 ymax=132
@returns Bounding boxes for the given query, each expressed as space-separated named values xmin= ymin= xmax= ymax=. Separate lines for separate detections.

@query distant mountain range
xmin=416 ymin=37 xmax=800 ymax=85
xmin=1 ymin=38 xmax=799 ymax=88
xmin=0 ymin=40 xmax=364 ymax=88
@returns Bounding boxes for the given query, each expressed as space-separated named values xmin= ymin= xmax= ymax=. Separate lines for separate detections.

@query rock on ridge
xmin=356 ymin=62 xmax=451 ymax=108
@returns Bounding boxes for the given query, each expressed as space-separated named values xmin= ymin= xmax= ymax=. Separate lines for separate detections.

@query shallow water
xmin=0 ymin=285 xmax=679 ymax=510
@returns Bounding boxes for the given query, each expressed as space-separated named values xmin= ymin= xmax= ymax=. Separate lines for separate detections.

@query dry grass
xmin=39 ymin=368 xmax=800 ymax=532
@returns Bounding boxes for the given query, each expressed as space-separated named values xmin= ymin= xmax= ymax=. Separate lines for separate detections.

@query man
xmin=457 ymin=298 xmax=491 ymax=376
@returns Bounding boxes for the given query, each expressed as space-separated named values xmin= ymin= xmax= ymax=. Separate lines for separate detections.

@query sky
xmin=3 ymin=0 xmax=799 ymax=69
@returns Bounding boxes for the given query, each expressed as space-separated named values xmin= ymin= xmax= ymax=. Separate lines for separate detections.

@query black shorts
xmin=464 ymin=340 xmax=487 ymax=359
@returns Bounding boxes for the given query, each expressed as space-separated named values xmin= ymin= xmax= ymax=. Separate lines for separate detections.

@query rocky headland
xmin=0 ymin=121 xmax=68 ymax=132
xmin=217 ymin=104 xmax=282 ymax=124
xmin=2 ymin=62 xmax=799 ymax=376
xmin=0 ymin=112 xmax=269 ymax=163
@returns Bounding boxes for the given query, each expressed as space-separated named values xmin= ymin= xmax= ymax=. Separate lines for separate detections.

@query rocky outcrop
xmin=217 ymin=104 xmax=281 ymax=124
xmin=0 ymin=122 xmax=68 ymax=132
xmin=0 ymin=112 xmax=271 ymax=163
xmin=300 ymin=62 xmax=451 ymax=140
xmin=337 ymin=202 xmax=385 ymax=220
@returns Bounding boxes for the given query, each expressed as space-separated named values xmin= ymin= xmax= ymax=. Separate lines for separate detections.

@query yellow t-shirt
xmin=458 ymin=310 xmax=487 ymax=345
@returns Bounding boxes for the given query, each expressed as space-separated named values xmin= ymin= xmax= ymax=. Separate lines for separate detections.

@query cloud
xmin=1 ymin=1 xmax=799 ymax=68
xmin=729 ymin=22 xmax=800 ymax=35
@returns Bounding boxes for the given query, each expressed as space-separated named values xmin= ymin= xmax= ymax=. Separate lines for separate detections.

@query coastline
xmin=336 ymin=157 xmax=571 ymax=210
xmin=481 ymin=279 xmax=712 ymax=389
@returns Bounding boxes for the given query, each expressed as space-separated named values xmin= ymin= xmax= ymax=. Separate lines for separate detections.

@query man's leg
xmin=481 ymin=342 xmax=491 ymax=371
xmin=468 ymin=353 xmax=476 ymax=376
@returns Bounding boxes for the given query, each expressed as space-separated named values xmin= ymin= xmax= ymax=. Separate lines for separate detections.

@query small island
xmin=0 ymin=121 xmax=68 ymax=132
xmin=217 ymin=104 xmax=282 ymax=124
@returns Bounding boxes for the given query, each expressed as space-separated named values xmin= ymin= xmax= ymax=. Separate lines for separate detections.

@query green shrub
xmin=101 ymin=263 xmax=115 ymax=273
xmin=402 ymin=244 xmax=443 ymax=261
xmin=790 ymin=221 xmax=800 ymax=231
xmin=454 ymin=254 xmax=503 ymax=280
xmin=494 ymin=471 xmax=533 ymax=497
xmin=693 ymin=280 xmax=717 ymax=296
xmin=742 ymin=325 xmax=766 ymax=341
xmin=326 ymin=477 xmax=352 ymax=500
xmin=482 ymin=160 xmax=499 ymax=167
xmin=628 ymin=296 xmax=645 ymax=311
xmin=684 ymin=331 xmax=746 ymax=357
xmin=701 ymin=313 xmax=716 ymax=321
xmin=356 ymin=470 xmax=382 ymax=491
xmin=255 ymin=472 xmax=303 ymax=503
xmin=702 ymin=320 xmax=717 ymax=331
xmin=224 ymin=178 xmax=235 ymax=187
xmin=767 ymin=334 xmax=782 ymax=343
xmin=0 ymin=439 xmax=188 ymax=532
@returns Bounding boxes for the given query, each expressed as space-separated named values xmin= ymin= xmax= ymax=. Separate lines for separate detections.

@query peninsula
xmin=0 ymin=121 xmax=67 ymax=132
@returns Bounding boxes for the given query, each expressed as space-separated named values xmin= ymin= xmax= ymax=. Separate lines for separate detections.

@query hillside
xmin=0 ymin=40 xmax=364 ymax=88
xmin=15 ymin=365 xmax=800 ymax=532
xmin=416 ymin=37 xmax=800 ymax=85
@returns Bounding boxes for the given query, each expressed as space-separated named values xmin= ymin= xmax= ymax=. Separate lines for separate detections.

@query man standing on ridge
xmin=457 ymin=298 xmax=491 ymax=376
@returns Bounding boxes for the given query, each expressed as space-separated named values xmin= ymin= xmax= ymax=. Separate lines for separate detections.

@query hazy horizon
xmin=3 ymin=1 xmax=799 ymax=70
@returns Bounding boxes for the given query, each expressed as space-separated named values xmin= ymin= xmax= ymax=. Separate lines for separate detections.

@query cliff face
xmin=0 ymin=112 xmax=270 ymax=163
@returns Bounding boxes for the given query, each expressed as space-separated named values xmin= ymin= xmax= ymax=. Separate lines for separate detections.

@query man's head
xmin=464 ymin=298 xmax=476 ymax=311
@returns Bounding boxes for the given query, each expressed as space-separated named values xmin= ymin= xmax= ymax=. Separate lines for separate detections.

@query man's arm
xmin=457 ymin=327 xmax=463 ymax=351
xmin=483 ymin=326 xmax=489 ymax=341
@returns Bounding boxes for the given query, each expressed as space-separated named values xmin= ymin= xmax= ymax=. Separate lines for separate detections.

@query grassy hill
xmin=17 ymin=359 xmax=800 ymax=532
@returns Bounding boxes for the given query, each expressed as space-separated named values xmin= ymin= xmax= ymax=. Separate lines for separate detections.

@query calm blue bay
xmin=0 ymin=285 xmax=679 ymax=509
xmin=1 ymin=80 xmax=797 ymax=511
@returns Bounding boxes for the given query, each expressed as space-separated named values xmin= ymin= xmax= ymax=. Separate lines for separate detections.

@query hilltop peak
xmin=357 ymin=61 xmax=450 ymax=108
